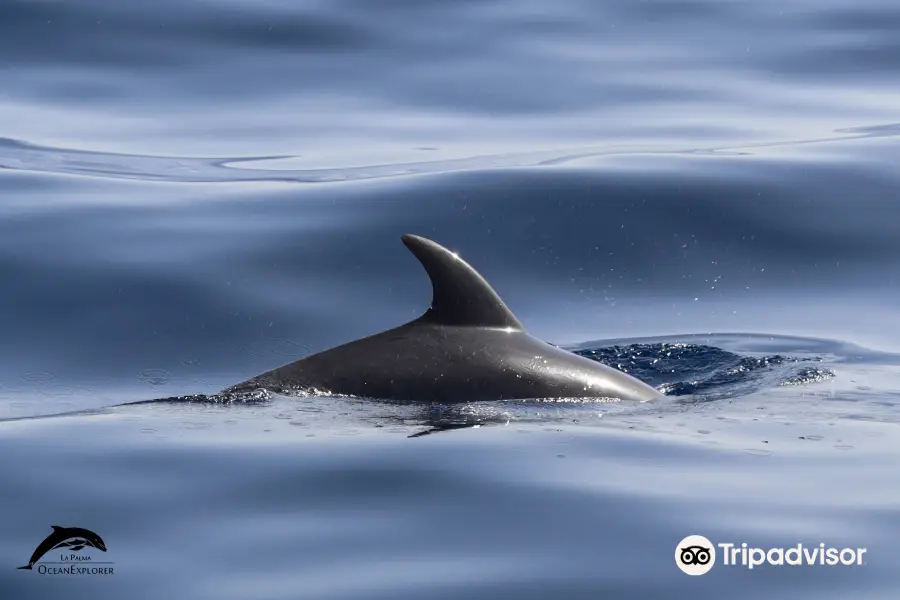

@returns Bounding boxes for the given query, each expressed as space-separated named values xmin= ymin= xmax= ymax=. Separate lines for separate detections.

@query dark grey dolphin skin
xmin=224 ymin=234 xmax=664 ymax=404
xmin=18 ymin=526 xmax=107 ymax=570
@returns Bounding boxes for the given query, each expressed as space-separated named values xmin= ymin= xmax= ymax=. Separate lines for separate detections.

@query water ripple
xmin=3 ymin=124 xmax=900 ymax=184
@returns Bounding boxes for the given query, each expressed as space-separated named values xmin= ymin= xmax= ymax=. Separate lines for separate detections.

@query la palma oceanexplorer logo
xmin=18 ymin=526 xmax=114 ymax=576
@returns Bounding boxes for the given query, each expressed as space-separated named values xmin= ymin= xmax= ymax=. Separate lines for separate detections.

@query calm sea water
xmin=1 ymin=0 xmax=899 ymax=598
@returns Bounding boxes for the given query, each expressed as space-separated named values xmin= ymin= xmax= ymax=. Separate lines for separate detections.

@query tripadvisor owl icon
xmin=676 ymin=535 xmax=716 ymax=576
xmin=17 ymin=526 xmax=115 ymax=575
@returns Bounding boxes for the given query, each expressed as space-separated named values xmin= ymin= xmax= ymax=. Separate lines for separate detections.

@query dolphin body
xmin=18 ymin=526 xmax=107 ymax=570
xmin=224 ymin=234 xmax=664 ymax=404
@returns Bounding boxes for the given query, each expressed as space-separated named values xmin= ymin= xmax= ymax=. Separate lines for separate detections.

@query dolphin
xmin=223 ymin=234 xmax=664 ymax=404
xmin=18 ymin=526 xmax=107 ymax=570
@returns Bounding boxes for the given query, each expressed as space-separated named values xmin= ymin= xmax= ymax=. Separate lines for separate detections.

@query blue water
xmin=2 ymin=0 xmax=899 ymax=597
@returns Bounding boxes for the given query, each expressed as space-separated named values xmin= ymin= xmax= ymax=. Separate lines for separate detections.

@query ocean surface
xmin=1 ymin=0 xmax=899 ymax=597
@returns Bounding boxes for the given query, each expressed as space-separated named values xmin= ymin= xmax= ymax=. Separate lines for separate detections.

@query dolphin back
xmin=221 ymin=234 xmax=665 ymax=403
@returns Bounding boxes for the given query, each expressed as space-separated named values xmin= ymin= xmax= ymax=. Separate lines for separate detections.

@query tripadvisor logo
xmin=675 ymin=535 xmax=716 ymax=576
xmin=17 ymin=526 xmax=114 ymax=576
xmin=675 ymin=534 xmax=867 ymax=575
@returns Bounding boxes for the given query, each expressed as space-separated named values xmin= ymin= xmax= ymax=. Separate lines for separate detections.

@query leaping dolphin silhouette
xmin=18 ymin=526 xmax=107 ymax=570
xmin=224 ymin=234 xmax=664 ymax=404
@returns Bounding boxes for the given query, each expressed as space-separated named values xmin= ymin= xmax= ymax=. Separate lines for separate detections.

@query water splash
xmin=574 ymin=341 xmax=834 ymax=401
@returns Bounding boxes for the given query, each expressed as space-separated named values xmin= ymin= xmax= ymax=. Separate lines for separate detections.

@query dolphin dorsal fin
xmin=401 ymin=234 xmax=524 ymax=329
xmin=51 ymin=526 xmax=63 ymax=531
